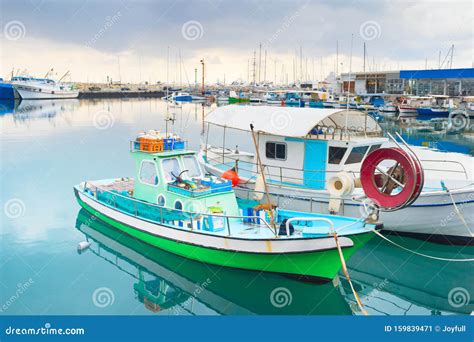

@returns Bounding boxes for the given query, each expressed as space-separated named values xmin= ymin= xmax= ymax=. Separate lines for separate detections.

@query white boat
xmin=12 ymin=76 xmax=79 ymax=99
xmin=200 ymin=106 xmax=474 ymax=244
xmin=378 ymin=103 xmax=398 ymax=113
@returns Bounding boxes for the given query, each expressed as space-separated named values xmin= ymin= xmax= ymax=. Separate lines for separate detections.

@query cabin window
xmin=174 ymin=200 xmax=183 ymax=210
xmin=345 ymin=146 xmax=369 ymax=164
xmin=183 ymin=155 xmax=202 ymax=178
xmin=157 ymin=195 xmax=166 ymax=207
xmin=368 ymin=144 xmax=382 ymax=154
xmin=139 ymin=161 xmax=159 ymax=186
xmin=162 ymin=158 xmax=181 ymax=183
xmin=328 ymin=147 xmax=348 ymax=164
xmin=265 ymin=142 xmax=286 ymax=160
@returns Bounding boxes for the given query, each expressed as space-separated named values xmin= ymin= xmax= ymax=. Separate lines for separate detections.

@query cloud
xmin=1 ymin=0 xmax=472 ymax=83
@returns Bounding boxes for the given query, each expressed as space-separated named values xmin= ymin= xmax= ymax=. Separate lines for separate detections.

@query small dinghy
xmin=74 ymin=130 xmax=389 ymax=281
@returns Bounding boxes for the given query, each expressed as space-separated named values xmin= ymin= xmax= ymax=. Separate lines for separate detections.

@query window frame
xmin=344 ymin=146 xmax=370 ymax=165
xmin=328 ymin=146 xmax=348 ymax=165
xmin=161 ymin=157 xmax=182 ymax=183
xmin=138 ymin=160 xmax=160 ymax=187
xmin=265 ymin=141 xmax=287 ymax=161
xmin=183 ymin=155 xmax=203 ymax=179
xmin=174 ymin=200 xmax=183 ymax=211
xmin=157 ymin=194 xmax=166 ymax=207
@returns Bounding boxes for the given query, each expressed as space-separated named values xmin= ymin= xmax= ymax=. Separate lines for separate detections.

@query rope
xmin=332 ymin=232 xmax=369 ymax=315
xmin=441 ymin=181 xmax=473 ymax=237
xmin=372 ymin=230 xmax=474 ymax=262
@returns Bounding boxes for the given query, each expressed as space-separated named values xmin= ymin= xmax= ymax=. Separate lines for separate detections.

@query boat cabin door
xmin=303 ymin=140 xmax=327 ymax=190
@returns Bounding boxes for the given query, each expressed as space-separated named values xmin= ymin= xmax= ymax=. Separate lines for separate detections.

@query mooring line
xmin=333 ymin=232 xmax=369 ymax=315
xmin=372 ymin=230 xmax=474 ymax=262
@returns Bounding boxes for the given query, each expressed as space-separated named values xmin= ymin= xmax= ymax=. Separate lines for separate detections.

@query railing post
xmin=226 ymin=216 xmax=231 ymax=236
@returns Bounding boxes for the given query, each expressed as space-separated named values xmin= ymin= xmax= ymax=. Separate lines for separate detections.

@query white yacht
xmin=12 ymin=76 xmax=79 ymax=100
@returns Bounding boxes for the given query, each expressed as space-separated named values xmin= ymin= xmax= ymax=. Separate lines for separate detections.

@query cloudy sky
xmin=1 ymin=0 xmax=472 ymax=84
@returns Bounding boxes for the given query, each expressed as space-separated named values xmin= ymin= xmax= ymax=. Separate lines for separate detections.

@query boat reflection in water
xmin=75 ymin=209 xmax=352 ymax=315
xmin=340 ymin=236 xmax=474 ymax=315
xmin=76 ymin=208 xmax=473 ymax=315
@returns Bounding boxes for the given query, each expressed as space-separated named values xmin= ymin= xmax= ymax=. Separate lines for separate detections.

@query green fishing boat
xmin=73 ymin=131 xmax=379 ymax=281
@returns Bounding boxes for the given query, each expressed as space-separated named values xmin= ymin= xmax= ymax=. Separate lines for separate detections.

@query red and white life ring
xmin=360 ymin=147 xmax=424 ymax=211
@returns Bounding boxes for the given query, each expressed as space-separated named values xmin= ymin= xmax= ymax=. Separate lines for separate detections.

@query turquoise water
xmin=0 ymin=98 xmax=473 ymax=316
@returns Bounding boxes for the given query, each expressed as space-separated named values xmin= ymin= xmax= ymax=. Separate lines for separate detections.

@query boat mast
xmin=345 ymin=34 xmax=354 ymax=136
xmin=258 ymin=43 xmax=262 ymax=83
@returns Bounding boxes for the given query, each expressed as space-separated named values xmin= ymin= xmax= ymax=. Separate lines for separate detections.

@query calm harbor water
xmin=0 ymin=98 xmax=473 ymax=316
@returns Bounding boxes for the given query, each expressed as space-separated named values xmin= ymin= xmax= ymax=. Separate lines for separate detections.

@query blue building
xmin=340 ymin=68 xmax=474 ymax=96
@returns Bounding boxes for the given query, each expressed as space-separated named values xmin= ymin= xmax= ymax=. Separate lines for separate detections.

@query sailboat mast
xmin=258 ymin=43 xmax=262 ymax=83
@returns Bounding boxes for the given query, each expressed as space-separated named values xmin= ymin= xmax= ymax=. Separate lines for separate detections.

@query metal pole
xmin=200 ymin=59 xmax=205 ymax=95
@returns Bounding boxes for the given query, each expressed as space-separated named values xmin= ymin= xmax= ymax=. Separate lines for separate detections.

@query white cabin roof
xmin=205 ymin=105 xmax=382 ymax=138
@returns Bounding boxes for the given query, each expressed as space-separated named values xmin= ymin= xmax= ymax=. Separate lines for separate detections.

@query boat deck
xmin=83 ymin=179 xmax=372 ymax=240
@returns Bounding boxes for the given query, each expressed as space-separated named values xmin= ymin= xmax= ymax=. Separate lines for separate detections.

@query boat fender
xmin=278 ymin=219 xmax=294 ymax=236
xmin=77 ymin=241 xmax=91 ymax=253
xmin=222 ymin=167 xmax=239 ymax=187
xmin=253 ymin=174 xmax=265 ymax=200
xmin=327 ymin=172 xmax=355 ymax=197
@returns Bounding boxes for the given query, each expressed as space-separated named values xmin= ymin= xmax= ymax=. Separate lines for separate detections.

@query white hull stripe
xmin=77 ymin=189 xmax=355 ymax=254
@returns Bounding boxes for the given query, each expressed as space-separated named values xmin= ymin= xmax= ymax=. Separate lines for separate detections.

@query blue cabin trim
xmin=303 ymin=140 xmax=327 ymax=190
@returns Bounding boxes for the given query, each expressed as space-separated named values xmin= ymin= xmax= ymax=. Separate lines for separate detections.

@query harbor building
xmin=340 ymin=68 xmax=474 ymax=96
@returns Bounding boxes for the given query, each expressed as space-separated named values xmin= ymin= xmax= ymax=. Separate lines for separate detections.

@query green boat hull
xmin=76 ymin=195 xmax=374 ymax=281
xmin=228 ymin=97 xmax=250 ymax=104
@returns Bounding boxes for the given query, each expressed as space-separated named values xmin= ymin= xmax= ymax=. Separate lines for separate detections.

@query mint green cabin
xmin=130 ymin=148 xmax=240 ymax=218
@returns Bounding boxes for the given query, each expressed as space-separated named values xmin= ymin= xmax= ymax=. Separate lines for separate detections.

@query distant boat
xmin=191 ymin=95 xmax=206 ymax=101
xmin=11 ymin=76 xmax=79 ymax=100
xmin=171 ymin=92 xmax=192 ymax=102
xmin=228 ymin=91 xmax=249 ymax=103
xmin=398 ymin=105 xmax=418 ymax=116
xmin=417 ymin=107 xmax=450 ymax=117
xmin=378 ymin=103 xmax=398 ymax=113
xmin=0 ymin=79 xmax=18 ymax=100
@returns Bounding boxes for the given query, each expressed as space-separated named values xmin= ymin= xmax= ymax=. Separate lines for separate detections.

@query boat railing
xmin=205 ymin=153 xmax=359 ymax=186
xmin=284 ymin=217 xmax=335 ymax=237
xmin=83 ymin=182 xmax=277 ymax=237
xmin=419 ymin=159 xmax=470 ymax=179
